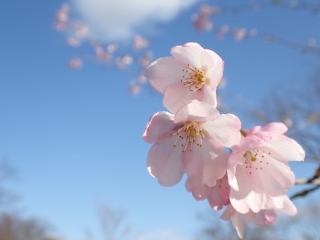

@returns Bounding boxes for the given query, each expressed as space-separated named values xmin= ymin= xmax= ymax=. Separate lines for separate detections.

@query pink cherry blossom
xmin=227 ymin=122 xmax=305 ymax=214
xmin=221 ymin=195 xmax=297 ymax=239
xmin=143 ymin=100 xmax=241 ymax=187
xmin=144 ymin=42 xmax=224 ymax=112
xmin=186 ymin=174 xmax=230 ymax=210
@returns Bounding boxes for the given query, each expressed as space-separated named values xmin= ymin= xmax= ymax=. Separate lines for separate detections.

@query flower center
xmin=181 ymin=64 xmax=207 ymax=91
xmin=242 ymin=149 xmax=270 ymax=175
xmin=171 ymin=122 xmax=205 ymax=152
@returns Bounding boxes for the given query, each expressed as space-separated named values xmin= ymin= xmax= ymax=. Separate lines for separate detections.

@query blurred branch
xmin=193 ymin=1 xmax=320 ymax=56
xmin=291 ymin=185 xmax=320 ymax=200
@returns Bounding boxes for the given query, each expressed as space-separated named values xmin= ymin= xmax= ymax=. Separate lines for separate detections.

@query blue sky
xmin=1 ymin=0 xmax=320 ymax=239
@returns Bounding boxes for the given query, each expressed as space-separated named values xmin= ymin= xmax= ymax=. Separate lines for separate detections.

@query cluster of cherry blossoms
xmin=53 ymin=3 xmax=152 ymax=95
xmin=142 ymin=42 xmax=305 ymax=238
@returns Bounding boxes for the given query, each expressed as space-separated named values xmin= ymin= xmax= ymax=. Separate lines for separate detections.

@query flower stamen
xmin=181 ymin=64 xmax=207 ymax=92
xmin=172 ymin=122 xmax=204 ymax=152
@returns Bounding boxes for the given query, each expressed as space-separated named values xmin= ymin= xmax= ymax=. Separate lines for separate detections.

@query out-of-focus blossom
xmin=144 ymin=42 xmax=224 ymax=112
xmin=289 ymin=0 xmax=298 ymax=8
xmin=132 ymin=35 xmax=150 ymax=51
xmin=139 ymin=51 xmax=153 ymax=68
xmin=138 ymin=73 xmax=147 ymax=84
xmin=305 ymin=112 xmax=320 ymax=124
xmin=116 ymin=55 xmax=133 ymax=69
xmin=192 ymin=14 xmax=213 ymax=31
xmin=52 ymin=4 xmax=69 ymax=31
xmin=192 ymin=5 xmax=218 ymax=31
xmin=143 ymin=100 xmax=241 ymax=187
xmin=128 ymin=81 xmax=141 ymax=95
xmin=107 ymin=44 xmax=119 ymax=53
xmin=73 ymin=22 xmax=89 ymax=38
xmin=67 ymin=37 xmax=80 ymax=47
xmin=234 ymin=28 xmax=247 ymax=41
xmin=249 ymin=28 xmax=258 ymax=37
xmin=307 ymin=38 xmax=317 ymax=47
xmin=282 ymin=117 xmax=293 ymax=128
xmin=227 ymin=122 xmax=305 ymax=214
xmin=94 ymin=46 xmax=112 ymax=62
xmin=68 ymin=58 xmax=82 ymax=69
xmin=215 ymin=25 xmax=229 ymax=40
xmin=221 ymin=195 xmax=297 ymax=239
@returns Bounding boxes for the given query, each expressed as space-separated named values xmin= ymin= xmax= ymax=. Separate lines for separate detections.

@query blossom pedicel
xmin=142 ymin=42 xmax=305 ymax=239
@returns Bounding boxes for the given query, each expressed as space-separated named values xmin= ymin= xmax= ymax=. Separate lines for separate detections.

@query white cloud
xmin=70 ymin=0 xmax=199 ymax=42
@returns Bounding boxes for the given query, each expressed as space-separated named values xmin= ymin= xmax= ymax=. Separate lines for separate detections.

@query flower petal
xmin=246 ymin=126 xmax=262 ymax=136
xmin=231 ymin=210 xmax=249 ymax=239
xmin=260 ymin=122 xmax=288 ymax=134
xmin=280 ymin=195 xmax=297 ymax=216
xmin=143 ymin=111 xmax=175 ymax=144
xmin=255 ymin=152 xmax=295 ymax=196
xmin=229 ymin=165 xmax=263 ymax=214
xmin=264 ymin=138 xmax=305 ymax=162
xmin=174 ymin=100 xmax=220 ymax=124
xmin=144 ymin=56 xmax=184 ymax=94
xmin=198 ymin=84 xmax=218 ymax=107
xmin=163 ymin=82 xmax=200 ymax=113
xmin=147 ymin=131 xmax=184 ymax=186
xmin=204 ymin=50 xmax=224 ymax=90
xmin=189 ymin=183 xmax=207 ymax=200
xmin=201 ymin=114 xmax=241 ymax=148
xmin=170 ymin=42 xmax=203 ymax=69
xmin=184 ymin=136 xmax=228 ymax=188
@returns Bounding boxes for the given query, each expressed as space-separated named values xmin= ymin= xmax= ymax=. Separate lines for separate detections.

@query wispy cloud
xmin=70 ymin=0 xmax=199 ymax=42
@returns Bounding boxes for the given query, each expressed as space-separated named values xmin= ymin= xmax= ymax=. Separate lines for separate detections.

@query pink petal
xmin=237 ymin=135 xmax=266 ymax=152
xmin=220 ymin=204 xmax=234 ymax=220
xmin=144 ymin=56 xmax=184 ymax=94
xmin=250 ymin=209 xmax=277 ymax=226
xmin=255 ymin=152 xmax=295 ymax=196
xmin=204 ymin=50 xmax=224 ymax=90
xmin=199 ymin=49 xmax=216 ymax=71
xmin=227 ymin=153 xmax=242 ymax=191
xmin=246 ymin=126 xmax=262 ymax=136
xmin=264 ymin=138 xmax=305 ymax=162
xmin=263 ymin=209 xmax=278 ymax=223
xmin=229 ymin=166 xmax=263 ymax=214
xmin=143 ymin=111 xmax=175 ymax=144
xmin=163 ymin=82 xmax=200 ymax=113
xmin=184 ymin=136 xmax=228 ymax=188
xmin=280 ymin=195 xmax=297 ymax=216
xmin=170 ymin=42 xmax=203 ymax=69
xmin=231 ymin=210 xmax=249 ymax=239
xmin=174 ymin=100 xmax=220 ymax=124
xmin=202 ymin=141 xmax=229 ymax=187
xmin=260 ymin=122 xmax=288 ymax=134
xmin=201 ymin=114 xmax=241 ymax=148
xmin=261 ymin=195 xmax=285 ymax=210
xmin=198 ymin=84 xmax=218 ymax=107
xmin=189 ymin=183 xmax=207 ymax=200
xmin=147 ymin=131 xmax=184 ymax=186
xmin=207 ymin=176 xmax=230 ymax=210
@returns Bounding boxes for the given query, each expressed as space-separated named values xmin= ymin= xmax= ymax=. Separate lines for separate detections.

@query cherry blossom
xmin=143 ymin=100 xmax=241 ymax=187
xmin=186 ymin=174 xmax=230 ymax=210
xmin=144 ymin=42 xmax=224 ymax=112
xmin=68 ymin=58 xmax=82 ymax=69
xmin=221 ymin=195 xmax=297 ymax=239
xmin=227 ymin=122 xmax=305 ymax=214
